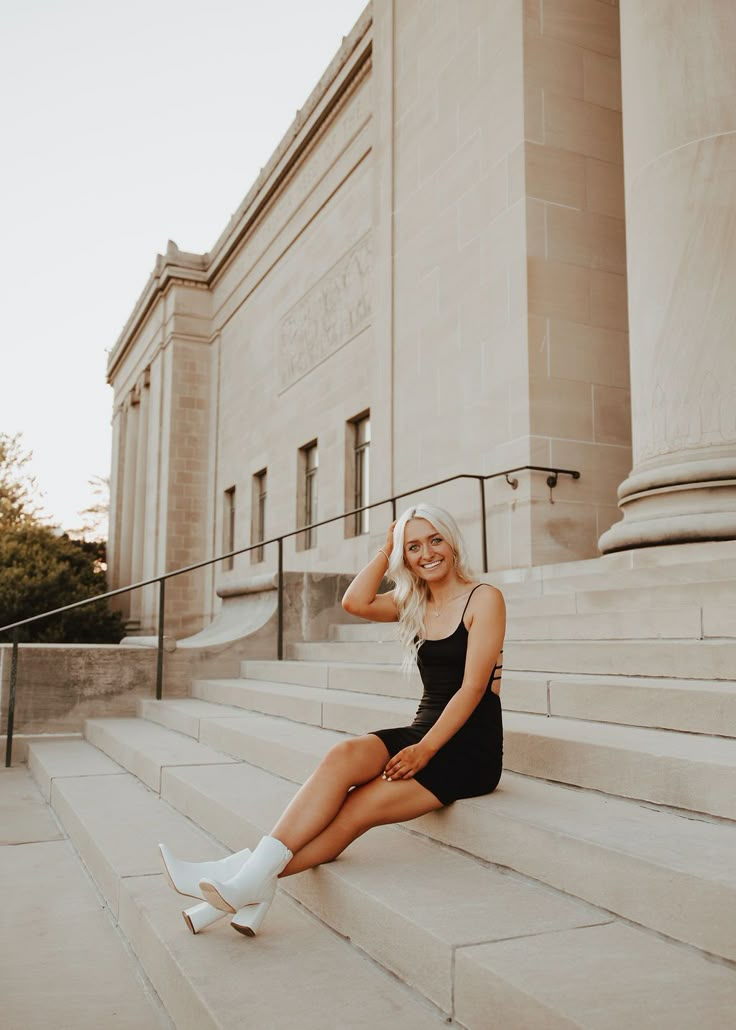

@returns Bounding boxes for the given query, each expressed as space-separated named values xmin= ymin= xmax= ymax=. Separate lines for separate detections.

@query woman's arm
xmin=341 ymin=523 xmax=399 ymax=623
xmin=383 ymin=585 xmax=505 ymax=780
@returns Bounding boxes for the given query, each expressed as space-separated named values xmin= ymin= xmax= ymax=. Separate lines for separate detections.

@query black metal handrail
xmin=2 ymin=463 xmax=578 ymax=765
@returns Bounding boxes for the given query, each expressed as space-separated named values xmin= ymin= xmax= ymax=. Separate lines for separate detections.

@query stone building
xmin=106 ymin=0 xmax=736 ymax=633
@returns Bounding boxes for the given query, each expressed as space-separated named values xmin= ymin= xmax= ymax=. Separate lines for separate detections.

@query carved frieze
xmin=278 ymin=233 xmax=373 ymax=391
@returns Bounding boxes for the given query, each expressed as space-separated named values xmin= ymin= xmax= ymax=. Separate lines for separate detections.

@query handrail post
xmin=156 ymin=579 xmax=165 ymax=701
xmin=479 ymin=477 xmax=488 ymax=574
xmin=277 ymin=538 xmax=284 ymax=660
xmin=4 ymin=629 xmax=19 ymax=768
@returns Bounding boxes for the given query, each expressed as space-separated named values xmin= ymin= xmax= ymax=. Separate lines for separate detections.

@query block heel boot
xmin=159 ymin=844 xmax=252 ymax=901
xmin=182 ymin=901 xmax=227 ymax=934
xmin=199 ymin=835 xmax=292 ymax=914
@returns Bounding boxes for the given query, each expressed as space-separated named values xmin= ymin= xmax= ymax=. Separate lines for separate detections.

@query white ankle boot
xmin=182 ymin=901 xmax=226 ymax=934
xmin=230 ymin=884 xmax=277 ymax=937
xmin=159 ymin=844 xmax=252 ymax=901
xmin=182 ymin=898 xmax=270 ymax=936
xmin=199 ymin=835 xmax=292 ymax=914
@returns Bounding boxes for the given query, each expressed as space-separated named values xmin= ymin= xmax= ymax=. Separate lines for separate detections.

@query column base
xmin=599 ymin=458 xmax=736 ymax=553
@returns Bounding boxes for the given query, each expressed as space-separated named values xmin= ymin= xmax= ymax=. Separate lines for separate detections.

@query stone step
xmin=504 ymin=711 xmax=736 ymax=819
xmin=275 ymin=634 xmax=736 ymax=683
xmin=26 ymin=740 xmax=447 ymax=1028
xmin=191 ymin=678 xmax=414 ymax=734
xmin=509 ymin=638 xmax=736 ymax=680
xmin=233 ymin=664 xmax=736 ymax=737
xmin=544 ymin=672 xmax=736 ymax=736
xmin=241 ymin=658 xmax=422 ymax=698
xmin=72 ymin=717 xmax=736 ymax=965
xmin=455 ymin=921 xmax=736 ymax=1029
xmin=498 ymin=559 xmax=736 ymax=602
xmin=149 ymin=681 xmax=736 ymax=817
xmin=501 ymin=578 xmax=736 ymax=616
xmin=332 ymin=606 xmax=707 ymax=641
xmin=84 ymin=717 xmax=238 ymax=792
xmin=160 ymin=756 xmax=736 ymax=1023
xmin=494 ymin=541 xmax=736 ymax=598
xmin=288 ymin=637 xmax=736 ymax=679
xmin=286 ymin=640 xmax=403 ymax=663
xmin=1 ymin=767 xmax=167 ymax=1030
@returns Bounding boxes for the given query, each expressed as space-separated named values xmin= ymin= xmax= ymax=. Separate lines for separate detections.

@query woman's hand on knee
xmin=382 ymin=742 xmax=433 ymax=781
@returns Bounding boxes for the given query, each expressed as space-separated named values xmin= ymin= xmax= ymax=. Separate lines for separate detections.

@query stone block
xmin=529 ymin=375 xmax=594 ymax=439
xmin=524 ymin=21 xmax=585 ymax=99
xmin=524 ymin=83 xmax=544 ymax=143
xmin=542 ymin=0 xmax=620 ymax=58
xmin=583 ymin=49 xmax=622 ymax=111
xmin=84 ymin=718 xmax=236 ymax=793
xmin=548 ymin=317 xmax=629 ymax=388
xmin=546 ymin=206 xmax=626 ymax=274
xmin=525 ymin=141 xmax=587 ymax=208
xmin=528 ymin=256 xmax=590 ymax=323
xmin=590 ymin=267 xmax=628 ymax=330
xmin=1 ymin=838 xmax=164 ymax=1029
xmin=455 ymin=922 xmax=736 ymax=1030
xmin=593 ymin=383 xmax=631 ymax=444
xmin=27 ymin=738 xmax=121 ymax=801
xmin=545 ymin=92 xmax=623 ymax=163
xmin=0 ymin=766 xmax=63 ymax=845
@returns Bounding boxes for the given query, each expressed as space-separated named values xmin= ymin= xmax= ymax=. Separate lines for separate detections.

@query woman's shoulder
xmin=464 ymin=582 xmax=505 ymax=616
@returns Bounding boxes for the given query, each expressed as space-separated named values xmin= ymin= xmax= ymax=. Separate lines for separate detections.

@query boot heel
xmin=230 ymin=901 xmax=271 ymax=937
xmin=182 ymin=902 xmax=225 ymax=934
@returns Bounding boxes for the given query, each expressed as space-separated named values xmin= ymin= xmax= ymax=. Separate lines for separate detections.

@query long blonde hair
xmin=386 ymin=503 xmax=475 ymax=672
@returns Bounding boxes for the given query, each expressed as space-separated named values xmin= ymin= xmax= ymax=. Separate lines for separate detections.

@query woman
xmin=160 ymin=503 xmax=505 ymax=936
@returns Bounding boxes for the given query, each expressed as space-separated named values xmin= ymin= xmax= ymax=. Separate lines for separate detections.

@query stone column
xmin=129 ymin=371 xmax=150 ymax=625
xmin=117 ymin=392 xmax=139 ymax=619
xmin=599 ymin=1 xmax=736 ymax=552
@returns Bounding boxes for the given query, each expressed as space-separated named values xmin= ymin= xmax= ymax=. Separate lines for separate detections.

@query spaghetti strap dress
xmin=369 ymin=584 xmax=503 ymax=806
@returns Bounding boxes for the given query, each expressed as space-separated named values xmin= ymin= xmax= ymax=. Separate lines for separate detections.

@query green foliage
xmin=0 ymin=432 xmax=40 ymax=527
xmin=0 ymin=433 xmax=124 ymax=643
xmin=0 ymin=524 xmax=126 ymax=643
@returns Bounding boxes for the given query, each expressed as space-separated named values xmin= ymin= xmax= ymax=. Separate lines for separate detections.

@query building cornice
xmin=107 ymin=5 xmax=373 ymax=384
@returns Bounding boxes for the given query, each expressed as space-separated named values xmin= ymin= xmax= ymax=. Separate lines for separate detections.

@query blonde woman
xmin=160 ymin=503 xmax=505 ymax=936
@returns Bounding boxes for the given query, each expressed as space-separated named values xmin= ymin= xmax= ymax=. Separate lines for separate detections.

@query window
xmin=223 ymin=487 xmax=236 ymax=570
xmin=298 ymin=442 xmax=318 ymax=550
xmin=346 ymin=412 xmax=370 ymax=536
xmin=251 ymin=469 xmax=267 ymax=563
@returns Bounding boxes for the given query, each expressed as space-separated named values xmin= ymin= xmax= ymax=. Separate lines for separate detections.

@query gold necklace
xmin=429 ymin=588 xmax=471 ymax=618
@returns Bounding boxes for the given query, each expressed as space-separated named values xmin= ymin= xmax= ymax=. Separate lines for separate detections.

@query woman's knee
xmin=319 ymin=736 xmax=385 ymax=780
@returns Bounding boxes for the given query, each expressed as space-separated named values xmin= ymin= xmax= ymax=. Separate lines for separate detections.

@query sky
xmin=0 ymin=0 xmax=368 ymax=533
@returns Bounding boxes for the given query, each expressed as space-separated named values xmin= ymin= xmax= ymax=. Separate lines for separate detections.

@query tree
xmin=0 ymin=432 xmax=40 ymax=527
xmin=0 ymin=433 xmax=124 ymax=643
xmin=0 ymin=524 xmax=126 ymax=643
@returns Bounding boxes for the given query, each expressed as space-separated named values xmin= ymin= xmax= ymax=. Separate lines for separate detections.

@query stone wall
xmin=105 ymin=2 xmax=638 ymax=634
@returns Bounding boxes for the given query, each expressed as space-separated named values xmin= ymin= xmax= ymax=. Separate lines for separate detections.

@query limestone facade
xmin=106 ymin=0 xmax=734 ymax=633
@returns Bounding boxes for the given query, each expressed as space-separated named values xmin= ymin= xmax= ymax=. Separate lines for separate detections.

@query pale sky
xmin=0 ymin=0 xmax=367 ymax=532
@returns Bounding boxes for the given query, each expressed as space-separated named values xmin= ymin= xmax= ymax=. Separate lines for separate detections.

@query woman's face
xmin=403 ymin=518 xmax=454 ymax=581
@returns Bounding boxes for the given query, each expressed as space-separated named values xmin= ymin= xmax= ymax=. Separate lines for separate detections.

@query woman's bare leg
xmin=279 ymin=775 xmax=444 ymax=876
xmin=269 ymin=735 xmax=389 ymax=854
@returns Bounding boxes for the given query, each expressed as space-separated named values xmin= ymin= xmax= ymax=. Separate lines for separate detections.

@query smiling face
xmin=403 ymin=518 xmax=455 ymax=582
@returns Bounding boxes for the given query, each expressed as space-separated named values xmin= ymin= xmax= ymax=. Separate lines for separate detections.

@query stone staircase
xmin=23 ymin=540 xmax=736 ymax=1027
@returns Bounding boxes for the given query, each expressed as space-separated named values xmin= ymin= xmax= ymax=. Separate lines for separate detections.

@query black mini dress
xmin=369 ymin=584 xmax=503 ymax=806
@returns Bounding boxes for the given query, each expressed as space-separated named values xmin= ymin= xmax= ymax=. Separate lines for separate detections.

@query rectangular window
xmin=251 ymin=469 xmax=267 ymax=563
xmin=223 ymin=486 xmax=236 ymax=570
xmin=345 ymin=412 xmax=370 ymax=537
xmin=298 ymin=442 xmax=318 ymax=550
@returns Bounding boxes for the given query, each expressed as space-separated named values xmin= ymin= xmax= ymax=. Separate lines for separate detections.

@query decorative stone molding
xmin=278 ymin=233 xmax=373 ymax=392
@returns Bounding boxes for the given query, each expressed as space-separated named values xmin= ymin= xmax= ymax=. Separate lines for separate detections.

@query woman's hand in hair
xmin=382 ymin=741 xmax=435 ymax=782
xmin=383 ymin=520 xmax=397 ymax=557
